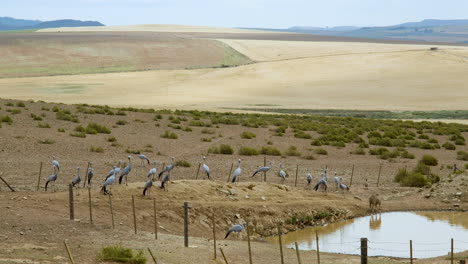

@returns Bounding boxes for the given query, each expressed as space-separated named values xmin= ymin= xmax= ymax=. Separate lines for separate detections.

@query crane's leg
xmin=125 ymin=176 xmax=128 ymax=186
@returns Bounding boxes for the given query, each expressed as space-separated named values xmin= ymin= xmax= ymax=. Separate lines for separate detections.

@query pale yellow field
xmin=38 ymin=24 xmax=276 ymax=33
xmin=1 ymin=39 xmax=468 ymax=111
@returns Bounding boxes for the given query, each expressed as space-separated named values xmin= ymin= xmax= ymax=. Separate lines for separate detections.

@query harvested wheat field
xmin=0 ymin=98 xmax=467 ymax=263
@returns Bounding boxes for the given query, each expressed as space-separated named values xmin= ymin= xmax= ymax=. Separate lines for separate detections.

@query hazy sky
xmin=3 ymin=0 xmax=468 ymax=28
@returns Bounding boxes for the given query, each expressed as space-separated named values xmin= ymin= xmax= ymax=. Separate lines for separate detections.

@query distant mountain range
xmin=246 ymin=19 xmax=468 ymax=43
xmin=0 ymin=17 xmax=104 ymax=31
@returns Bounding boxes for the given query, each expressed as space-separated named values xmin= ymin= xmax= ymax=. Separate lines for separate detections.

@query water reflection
xmin=267 ymin=211 xmax=468 ymax=258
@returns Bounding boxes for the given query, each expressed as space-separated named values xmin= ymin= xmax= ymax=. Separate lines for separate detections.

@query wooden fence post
xmin=36 ymin=161 xmax=43 ymax=191
xmin=109 ymin=194 xmax=115 ymax=229
xmin=361 ymin=237 xmax=368 ymax=264
xmin=220 ymin=248 xmax=229 ymax=264
xmin=247 ymin=221 xmax=253 ymax=264
xmin=278 ymin=225 xmax=285 ymax=264
xmin=153 ymin=198 xmax=158 ymax=240
xmin=294 ymin=164 xmax=299 ymax=187
xmin=83 ymin=162 xmax=90 ymax=188
xmin=147 ymin=248 xmax=158 ymax=264
xmin=132 ymin=195 xmax=137 ymax=234
xmin=212 ymin=211 xmax=216 ymax=259
xmin=183 ymin=202 xmax=192 ymax=247
xmin=63 ymin=239 xmax=76 ymax=264
xmin=410 ymin=240 xmax=413 ymax=264
xmin=0 ymin=176 xmax=15 ymax=192
xmin=376 ymin=163 xmax=382 ymax=187
xmin=69 ymin=184 xmax=74 ymax=220
xmin=88 ymin=187 xmax=93 ymax=224
xmin=195 ymin=163 xmax=201 ymax=180
xmin=451 ymin=238 xmax=454 ymax=264
xmin=226 ymin=163 xmax=233 ymax=182
xmin=295 ymin=242 xmax=302 ymax=264
xmin=349 ymin=164 xmax=355 ymax=187
xmin=316 ymin=230 xmax=321 ymax=264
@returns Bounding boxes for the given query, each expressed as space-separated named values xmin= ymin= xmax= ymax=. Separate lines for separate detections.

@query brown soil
xmin=0 ymin=98 xmax=467 ymax=263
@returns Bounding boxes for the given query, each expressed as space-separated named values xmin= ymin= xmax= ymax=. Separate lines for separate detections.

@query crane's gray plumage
xmin=158 ymin=157 xmax=175 ymax=179
xmin=143 ymin=179 xmax=153 ymax=196
xmin=251 ymin=161 xmax=272 ymax=177
xmin=137 ymin=154 xmax=150 ymax=165
xmin=333 ymin=174 xmax=342 ymax=190
xmin=279 ymin=163 xmax=287 ymax=183
xmin=45 ymin=167 xmax=58 ymax=191
xmin=105 ymin=161 xmax=122 ymax=180
xmin=52 ymin=155 xmax=60 ymax=171
xmin=231 ymin=159 xmax=242 ymax=183
xmin=306 ymin=173 xmax=313 ymax=185
xmin=118 ymin=156 xmax=132 ymax=185
xmin=71 ymin=167 xmax=81 ymax=187
xmin=339 ymin=182 xmax=350 ymax=192
xmin=87 ymin=162 xmax=94 ymax=185
xmin=101 ymin=171 xmax=116 ymax=195
xmin=147 ymin=161 xmax=157 ymax=178
xmin=225 ymin=223 xmax=245 ymax=239
xmin=202 ymin=156 xmax=211 ymax=179
xmin=314 ymin=171 xmax=328 ymax=192
xmin=160 ymin=171 xmax=171 ymax=191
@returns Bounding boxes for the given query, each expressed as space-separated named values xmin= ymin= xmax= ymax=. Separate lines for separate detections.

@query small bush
xmin=183 ymin=127 xmax=192 ymax=132
xmin=87 ymin=123 xmax=112 ymax=134
xmin=465 ymin=164 xmax=468 ymax=170
xmin=5 ymin=102 xmax=14 ymax=106
xmin=285 ymin=146 xmax=301 ymax=157
xmin=454 ymin=138 xmax=466 ymax=145
xmin=154 ymin=114 xmax=163 ymax=120
xmin=70 ymin=132 xmax=86 ymax=138
xmin=201 ymin=128 xmax=215 ymax=134
xmin=402 ymin=172 xmax=429 ymax=187
xmin=38 ymin=139 xmax=55 ymax=144
xmin=97 ymin=245 xmax=146 ymax=264
xmin=90 ymin=146 xmax=104 ymax=153
xmin=175 ymin=160 xmax=191 ymax=167
xmin=239 ymin=146 xmax=259 ymax=156
xmin=56 ymin=110 xmax=79 ymax=123
xmin=442 ymin=142 xmax=456 ymax=150
xmin=57 ymin=128 xmax=65 ymax=132
xmin=201 ymin=138 xmax=212 ymax=142
xmin=160 ymin=131 xmax=178 ymax=139
xmin=457 ymin=151 xmax=468 ymax=161
xmin=208 ymin=144 xmax=234 ymax=155
xmin=16 ymin=102 xmax=26 ymax=107
xmin=116 ymin=120 xmax=128 ymax=125
xmin=126 ymin=149 xmax=141 ymax=154
xmin=303 ymin=154 xmax=316 ymax=160
xmin=400 ymin=151 xmax=415 ymax=159
xmin=6 ymin=109 xmax=21 ymax=114
xmin=0 ymin=115 xmax=13 ymax=124
xmin=311 ymin=139 xmax=322 ymax=146
xmin=314 ymin=148 xmax=328 ymax=155
xmin=420 ymin=155 xmax=438 ymax=166
xmin=37 ymin=122 xmax=51 ymax=128
xmin=294 ymin=131 xmax=312 ymax=139
xmin=30 ymin=113 xmax=43 ymax=121
xmin=260 ymin=146 xmax=282 ymax=156
xmin=107 ymin=136 xmax=117 ymax=142
xmin=240 ymin=131 xmax=256 ymax=139
xmin=351 ymin=147 xmax=366 ymax=155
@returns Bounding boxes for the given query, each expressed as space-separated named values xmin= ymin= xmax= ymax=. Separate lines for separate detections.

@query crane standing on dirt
xmin=306 ymin=173 xmax=313 ymax=187
xmin=279 ymin=163 xmax=287 ymax=183
xmin=101 ymin=171 xmax=116 ymax=195
xmin=202 ymin=156 xmax=211 ymax=179
xmin=143 ymin=177 xmax=153 ymax=196
xmin=52 ymin=155 xmax=60 ymax=171
xmin=158 ymin=157 xmax=176 ymax=179
xmin=251 ymin=161 xmax=273 ymax=177
xmin=71 ymin=167 xmax=81 ymax=194
xmin=225 ymin=223 xmax=245 ymax=239
xmin=45 ymin=166 xmax=58 ymax=192
xmin=147 ymin=161 xmax=157 ymax=178
xmin=136 ymin=154 xmax=151 ymax=165
xmin=160 ymin=171 xmax=171 ymax=191
xmin=231 ymin=159 xmax=242 ymax=183
xmin=118 ymin=156 xmax=132 ymax=185
xmin=105 ymin=161 xmax=122 ymax=181
xmin=87 ymin=162 xmax=94 ymax=187
xmin=333 ymin=173 xmax=341 ymax=190
xmin=314 ymin=170 xmax=328 ymax=192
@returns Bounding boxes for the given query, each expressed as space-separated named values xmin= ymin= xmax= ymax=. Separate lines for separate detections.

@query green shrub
xmin=6 ymin=109 xmax=21 ymax=114
xmin=330 ymin=141 xmax=346 ymax=148
xmin=260 ymin=146 xmax=282 ymax=156
xmin=420 ymin=155 xmax=438 ymax=166
xmin=201 ymin=128 xmax=215 ymax=134
xmin=16 ymin=102 xmax=25 ymax=107
xmin=38 ymin=139 xmax=55 ymax=144
xmin=86 ymin=123 xmax=111 ymax=134
xmin=294 ymin=131 xmax=312 ymax=139
xmin=401 ymin=172 xmax=429 ymax=187
xmin=465 ymin=164 xmax=468 ymax=170
xmin=5 ymin=102 xmax=14 ymax=106
xmin=351 ymin=147 xmax=366 ymax=155
xmin=189 ymin=120 xmax=210 ymax=127
xmin=369 ymin=147 xmax=389 ymax=156
xmin=442 ymin=142 xmax=456 ymax=150
xmin=57 ymin=128 xmax=65 ymax=133
xmin=285 ymin=146 xmax=301 ymax=156
xmin=90 ymin=146 xmax=104 ymax=153
xmin=457 ymin=151 xmax=468 ymax=161
xmin=183 ymin=127 xmax=192 ymax=132
xmin=314 ymin=148 xmax=328 ymax=155
xmin=107 ymin=136 xmax=117 ymax=142
xmin=400 ymin=151 xmax=415 ymax=159
xmin=0 ymin=115 xmax=13 ymax=124
xmin=240 ymin=131 xmax=256 ymax=139
xmin=427 ymin=138 xmax=438 ymax=144
xmin=311 ymin=139 xmax=322 ymax=146
xmin=239 ymin=146 xmax=259 ymax=156
xmin=208 ymin=144 xmax=234 ymax=155
xmin=454 ymin=138 xmax=466 ymax=145
xmin=56 ymin=110 xmax=79 ymax=123
xmin=97 ymin=245 xmax=146 ymax=264
xmin=30 ymin=113 xmax=43 ymax=121
xmin=176 ymin=160 xmax=191 ymax=167
xmin=154 ymin=114 xmax=163 ymax=120
xmin=126 ymin=149 xmax=141 ymax=154
xmin=303 ymin=154 xmax=316 ymax=160
xmin=70 ymin=132 xmax=86 ymax=138
xmin=160 ymin=131 xmax=178 ymax=139
xmin=37 ymin=122 xmax=51 ymax=128
xmin=394 ymin=168 xmax=408 ymax=183
xmin=116 ymin=120 xmax=128 ymax=125
xmin=414 ymin=162 xmax=431 ymax=175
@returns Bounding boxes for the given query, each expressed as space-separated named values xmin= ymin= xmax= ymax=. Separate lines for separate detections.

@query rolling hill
xmin=0 ymin=16 xmax=104 ymax=31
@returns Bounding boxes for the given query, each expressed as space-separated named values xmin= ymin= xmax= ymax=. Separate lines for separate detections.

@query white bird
xmin=202 ymin=156 xmax=211 ymax=179
xmin=225 ymin=223 xmax=245 ymax=239
xmin=137 ymin=154 xmax=151 ymax=165
xmin=101 ymin=171 xmax=116 ymax=195
xmin=143 ymin=179 xmax=153 ymax=196
xmin=45 ymin=167 xmax=58 ymax=192
xmin=87 ymin=162 xmax=94 ymax=186
xmin=231 ymin=159 xmax=242 ymax=183
xmin=279 ymin=163 xmax=287 ymax=183
xmin=118 ymin=156 xmax=132 ymax=185
xmin=147 ymin=161 xmax=157 ymax=178
xmin=52 ymin=155 xmax=60 ymax=171
xmin=158 ymin=157 xmax=175 ymax=179
xmin=251 ymin=161 xmax=272 ymax=177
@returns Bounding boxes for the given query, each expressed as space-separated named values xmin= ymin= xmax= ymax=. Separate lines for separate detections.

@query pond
xmin=267 ymin=211 xmax=468 ymax=258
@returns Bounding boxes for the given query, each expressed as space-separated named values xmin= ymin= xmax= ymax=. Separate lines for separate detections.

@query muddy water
xmin=267 ymin=211 xmax=468 ymax=258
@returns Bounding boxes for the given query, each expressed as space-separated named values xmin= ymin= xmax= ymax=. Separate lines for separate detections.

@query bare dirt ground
xmin=0 ymin=98 xmax=467 ymax=263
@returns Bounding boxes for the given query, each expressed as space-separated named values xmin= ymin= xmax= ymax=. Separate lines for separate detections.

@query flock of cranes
xmin=44 ymin=154 xmax=351 ymax=239
xmin=44 ymin=155 xmax=350 ymax=197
